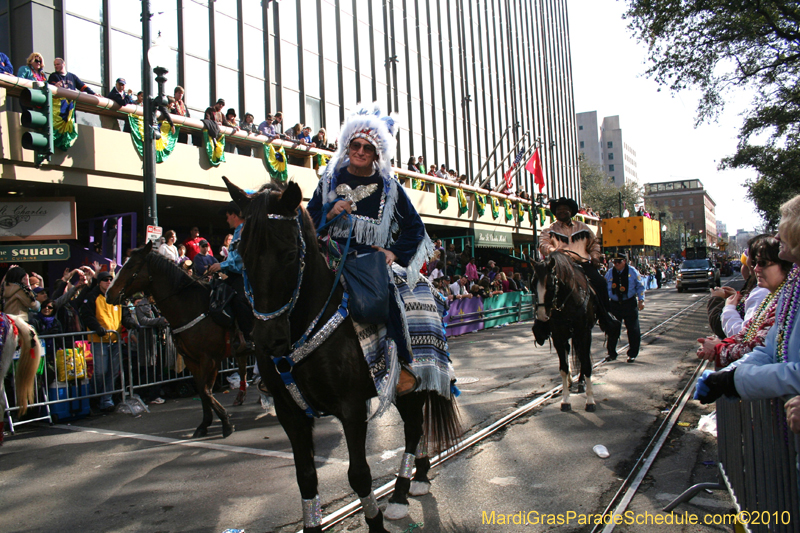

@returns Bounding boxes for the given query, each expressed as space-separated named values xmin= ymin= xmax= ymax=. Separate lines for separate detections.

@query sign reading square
xmin=0 ymin=197 xmax=77 ymax=241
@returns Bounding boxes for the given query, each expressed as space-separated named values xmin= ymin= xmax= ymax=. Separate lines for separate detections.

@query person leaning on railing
xmin=695 ymin=194 xmax=800 ymax=408
xmin=696 ymin=236 xmax=795 ymax=369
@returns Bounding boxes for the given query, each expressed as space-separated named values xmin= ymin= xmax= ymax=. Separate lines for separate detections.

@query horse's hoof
xmin=192 ymin=427 xmax=208 ymax=438
xmin=383 ymin=502 xmax=409 ymax=520
xmin=585 ymin=404 xmax=596 ymax=413
xmin=222 ymin=425 xmax=235 ymax=438
xmin=561 ymin=403 xmax=572 ymax=412
xmin=232 ymin=390 xmax=246 ymax=406
xmin=577 ymin=383 xmax=586 ymax=394
xmin=409 ymin=481 xmax=431 ymax=496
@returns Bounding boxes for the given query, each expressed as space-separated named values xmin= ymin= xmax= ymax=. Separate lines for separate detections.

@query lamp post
xmin=141 ymin=1 xmax=170 ymax=230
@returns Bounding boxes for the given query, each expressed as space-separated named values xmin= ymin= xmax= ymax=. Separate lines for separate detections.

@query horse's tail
xmin=422 ymin=390 xmax=462 ymax=455
xmin=12 ymin=316 xmax=42 ymax=416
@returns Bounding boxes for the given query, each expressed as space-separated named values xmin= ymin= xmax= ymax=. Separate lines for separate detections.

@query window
xmin=607 ymin=141 xmax=613 ymax=148
xmin=580 ymin=141 xmax=584 ymax=148
xmin=609 ymin=164 xmax=615 ymax=172
xmin=678 ymin=199 xmax=683 ymax=206
xmin=689 ymin=210 xmax=694 ymax=219
xmin=579 ymin=125 xmax=583 ymax=130
xmin=608 ymin=153 xmax=614 ymax=160
xmin=688 ymin=197 xmax=694 ymax=206
xmin=671 ymin=199 xmax=676 ymax=207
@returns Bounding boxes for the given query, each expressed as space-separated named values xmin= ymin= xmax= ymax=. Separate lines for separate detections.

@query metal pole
xmin=471 ymin=125 xmax=514 ymax=186
xmin=618 ymin=192 xmax=622 ymax=218
xmin=141 ymin=1 xmax=157 ymax=229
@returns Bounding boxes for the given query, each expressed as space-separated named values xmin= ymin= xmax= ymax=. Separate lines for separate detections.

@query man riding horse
xmin=533 ymin=197 xmax=619 ymax=344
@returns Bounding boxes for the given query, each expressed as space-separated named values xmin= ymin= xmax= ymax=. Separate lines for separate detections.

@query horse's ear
xmin=222 ymin=176 xmax=251 ymax=212
xmin=279 ymin=181 xmax=303 ymax=213
xmin=144 ymin=240 xmax=154 ymax=253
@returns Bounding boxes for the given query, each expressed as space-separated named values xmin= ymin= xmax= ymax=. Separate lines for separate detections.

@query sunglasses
xmin=44 ymin=306 xmax=54 ymax=310
xmin=349 ymin=141 xmax=376 ymax=154
xmin=33 ymin=58 xmax=42 ymax=63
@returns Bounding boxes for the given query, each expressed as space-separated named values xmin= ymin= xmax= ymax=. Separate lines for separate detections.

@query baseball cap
xmin=116 ymin=78 xmax=126 ymax=85
xmin=97 ymin=271 xmax=113 ymax=281
xmin=32 ymin=287 xmax=46 ymax=294
xmin=198 ymin=239 xmax=209 ymax=247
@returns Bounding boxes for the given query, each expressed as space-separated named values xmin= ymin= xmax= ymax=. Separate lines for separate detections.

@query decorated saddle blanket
xmin=354 ymin=266 xmax=456 ymax=419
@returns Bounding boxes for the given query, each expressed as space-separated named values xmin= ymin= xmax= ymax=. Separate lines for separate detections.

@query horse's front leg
xmin=198 ymin=359 xmax=234 ymax=438
xmin=557 ymin=338 xmax=572 ymax=412
xmin=576 ymin=328 xmax=596 ymax=412
xmin=341 ymin=408 xmax=388 ymax=533
xmin=386 ymin=391 xmax=427 ymax=519
xmin=232 ymin=354 xmax=248 ymax=406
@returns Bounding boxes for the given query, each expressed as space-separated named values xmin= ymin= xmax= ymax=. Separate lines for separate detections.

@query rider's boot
xmin=396 ymin=364 xmax=419 ymax=396
xmin=531 ymin=319 xmax=551 ymax=346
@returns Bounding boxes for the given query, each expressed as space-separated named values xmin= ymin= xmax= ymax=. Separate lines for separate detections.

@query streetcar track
xmin=313 ymin=283 xmax=730 ymax=531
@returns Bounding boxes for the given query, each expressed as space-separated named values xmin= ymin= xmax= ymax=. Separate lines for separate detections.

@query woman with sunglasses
xmin=697 ymin=236 xmax=795 ymax=367
xmin=30 ymin=299 xmax=63 ymax=361
xmin=696 ymin=194 xmax=800 ymax=406
xmin=16 ymin=52 xmax=47 ymax=82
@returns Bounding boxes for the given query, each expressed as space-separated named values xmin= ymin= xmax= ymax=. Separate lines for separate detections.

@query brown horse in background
xmin=105 ymin=243 xmax=249 ymax=438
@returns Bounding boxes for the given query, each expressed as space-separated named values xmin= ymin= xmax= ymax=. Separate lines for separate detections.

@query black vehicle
xmin=676 ymin=258 xmax=721 ymax=292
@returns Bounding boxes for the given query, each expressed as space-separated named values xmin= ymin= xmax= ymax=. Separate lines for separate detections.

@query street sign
xmin=146 ymin=225 xmax=163 ymax=243
xmin=0 ymin=244 xmax=71 ymax=262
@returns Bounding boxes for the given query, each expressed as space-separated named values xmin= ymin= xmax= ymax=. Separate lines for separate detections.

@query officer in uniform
xmin=604 ymin=252 xmax=646 ymax=362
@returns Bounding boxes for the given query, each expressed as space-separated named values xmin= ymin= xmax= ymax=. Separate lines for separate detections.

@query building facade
xmin=644 ymin=179 xmax=717 ymax=247
xmin=576 ymin=111 xmax=638 ymax=187
xmin=1 ymin=0 xmax=581 ymax=199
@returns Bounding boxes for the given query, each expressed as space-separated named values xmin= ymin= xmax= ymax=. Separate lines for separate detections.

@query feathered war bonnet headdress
xmin=324 ymin=103 xmax=401 ymax=191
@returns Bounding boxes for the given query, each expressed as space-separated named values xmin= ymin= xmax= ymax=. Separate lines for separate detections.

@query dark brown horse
xmin=105 ymin=244 xmax=249 ymax=438
xmin=532 ymin=251 xmax=597 ymax=412
xmin=225 ymin=177 xmax=460 ymax=533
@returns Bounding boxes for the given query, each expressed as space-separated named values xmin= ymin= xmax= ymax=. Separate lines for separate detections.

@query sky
xmin=566 ymin=0 xmax=763 ymax=234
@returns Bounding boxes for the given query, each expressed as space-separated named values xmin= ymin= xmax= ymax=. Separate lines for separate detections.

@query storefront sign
xmin=475 ymin=229 xmax=513 ymax=249
xmin=0 ymin=244 xmax=71 ymax=262
xmin=0 ymin=197 xmax=77 ymax=241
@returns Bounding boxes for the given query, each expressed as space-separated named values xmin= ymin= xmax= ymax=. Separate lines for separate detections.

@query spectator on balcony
xmin=427 ymin=164 xmax=438 ymax=177
xmin=212 ymin=98 xmax=225 ymax=124
xmin=237 ymin=112 xmax=258 ymax=156
xmin=416 ymin=155 xmax=425 ymax=174
xmin=258 ymin=113 xmax=277 ymax=137
xmin=0 ymin=52 xmax=12 ymax=74
xmin=299 ymin=126 xmax=316 ymax=147
xmin=437 ymin=164 xmax=448 ymax=179
xmin=273 ymin=111 xmax=284 ymax=134
xmin=17 ymin=52 xmax=47 ymax=82
xmin=107 ymin=78 xmax=134 ymax=107
xmin=135 ymin=91 xmax=144 ymax=105
xmin=201 ymin=106 xmax=224 ymax=153
xmin=285 ymin=122 xmax=303 ymax=141
xmin=48 ymin=58 xmax=95 ymax=95
xmin=223 ymin=108 xmax=240 ymax=154
xmin=457 ymin=174 xmax=467 ymax=185
xmin=170 ymin=86 xmax=191 ymax=144
xmin=311 ymin=128 xmax=328 ymax=150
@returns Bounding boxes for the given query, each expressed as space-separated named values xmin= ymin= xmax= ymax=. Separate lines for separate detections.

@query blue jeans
xmin=91 ymin=342 xmax=120 ymax=408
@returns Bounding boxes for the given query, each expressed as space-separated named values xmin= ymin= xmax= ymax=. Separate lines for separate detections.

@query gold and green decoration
xmin=436 ymin=184 xmax=449 ymax=210
xmin=204 ymin=131 xmax=226 ymax=166
xmin=518 ymin=203 xmax=527 ymax=224
xmin=504 ymin=199 xmax=513 ymax=221
xmin=456 ymin=188 xmax=468 ymax=215
xmin=52 ymin=97 xmax=78 ymax=151
xmin=475 ymin=193 xmax=486 ymax=216
xmin=265 ymin=144 xmax=288 ymax=181
xmin=490 ymin=196 xmax=500 ymax=219
xmin=128 ymin=115 xmax=179 ymax=163
xmin=540 ymin=208 xmax=548 ymax=226
xmin=411 ymin=178 xmax=426 ymax=190
xmin=316 ymin=152 xmax=331 ymax=168
xmin=528 ymin=204 xmax=536 ymax=225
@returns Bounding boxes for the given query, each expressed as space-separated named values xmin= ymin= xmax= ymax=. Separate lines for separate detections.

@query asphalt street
xmin=0 ymin=279 xmax=738 ymax=533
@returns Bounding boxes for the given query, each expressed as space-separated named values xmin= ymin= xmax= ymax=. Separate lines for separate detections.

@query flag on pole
xmin=504 ymin=149 xmax=526 ymax=190
xmin=525 ymin=149 xmax=545 ymax=192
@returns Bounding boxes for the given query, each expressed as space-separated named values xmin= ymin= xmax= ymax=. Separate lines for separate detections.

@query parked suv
xmin=676 ymin=259 xmax=721 ymax=292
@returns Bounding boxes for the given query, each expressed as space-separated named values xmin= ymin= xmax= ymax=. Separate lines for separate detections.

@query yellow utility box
xmin=600 ymin=216 xmax=661 ymax=247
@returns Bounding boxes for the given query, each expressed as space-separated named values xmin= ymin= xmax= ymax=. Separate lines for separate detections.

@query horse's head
xmin=532 ymin=256 xmax=558 ymax=322
xmin=105 ymin=240 xmax=155 ymax=305
xmin=223 ymin=177 xmax=312 ymax=324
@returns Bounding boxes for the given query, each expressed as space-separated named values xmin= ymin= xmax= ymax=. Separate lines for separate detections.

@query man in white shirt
xmin=449 ymin=276 xmax=472 ymax=299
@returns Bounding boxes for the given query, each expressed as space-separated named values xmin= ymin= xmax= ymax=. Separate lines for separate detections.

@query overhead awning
xmin=475 ymin=229 xmax=513 ymax=249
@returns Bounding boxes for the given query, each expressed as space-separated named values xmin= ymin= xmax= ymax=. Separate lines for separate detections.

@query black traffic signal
xmin=20 ymin=83 xmax=54 ymax=167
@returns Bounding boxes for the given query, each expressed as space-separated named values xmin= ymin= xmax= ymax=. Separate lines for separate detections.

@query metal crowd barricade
xmin=122 ymin=325 xmax=257 ymax=398
xmin=3 ymin=330 xmax=126 ymax=432
xmin=665 ymin=398 xmax=799 ymax=532
xmin=445 ymin=292 xmax=535 ymax=333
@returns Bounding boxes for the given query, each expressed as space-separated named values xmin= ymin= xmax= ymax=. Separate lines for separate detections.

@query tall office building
xmin=576 ymin=111 xmax=638 ymax=187
xmin=1 ymin=0 xmax=582 ymax=199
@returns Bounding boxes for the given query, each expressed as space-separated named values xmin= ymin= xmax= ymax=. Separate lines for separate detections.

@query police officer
xmin=604 ymin=252 xmax=646 ymax=363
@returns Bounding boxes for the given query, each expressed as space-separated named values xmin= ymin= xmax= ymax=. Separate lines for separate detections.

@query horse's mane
xmin=239 ymin=181 xmax=319 ymax=260
xmin=550 ymin=251 xmax=588 ymax=293
xmin=146 ymin=248 xmax=208 ymax=292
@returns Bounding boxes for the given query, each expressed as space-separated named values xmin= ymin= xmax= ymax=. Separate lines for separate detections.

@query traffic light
xmin=20 ymin=83 xmax=54 ymax=167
